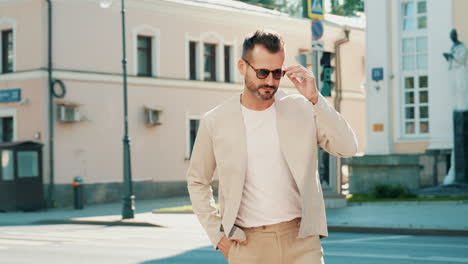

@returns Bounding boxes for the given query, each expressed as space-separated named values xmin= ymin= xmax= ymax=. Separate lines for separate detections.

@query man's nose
xmin=265 ymin=72 xmax=275 ymax=85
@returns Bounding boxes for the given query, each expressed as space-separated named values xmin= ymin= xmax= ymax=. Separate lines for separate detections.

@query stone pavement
xmin=1 ymin=196 xmax=467 ymax=236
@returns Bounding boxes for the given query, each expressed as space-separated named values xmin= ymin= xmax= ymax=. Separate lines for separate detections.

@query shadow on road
xmin=139 ymin=245 xmax=227 ymax=264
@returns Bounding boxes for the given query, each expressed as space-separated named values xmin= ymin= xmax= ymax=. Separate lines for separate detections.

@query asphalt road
xmin=0 ymin=223 xmax=467 ymax=264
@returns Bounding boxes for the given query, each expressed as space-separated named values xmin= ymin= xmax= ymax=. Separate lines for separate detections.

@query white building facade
xmin=350 ymin=0 xmax=468 ymax=193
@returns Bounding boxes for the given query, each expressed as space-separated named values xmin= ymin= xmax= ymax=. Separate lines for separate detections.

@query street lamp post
xmin=100 ymin=0 xmax=135 ymax=219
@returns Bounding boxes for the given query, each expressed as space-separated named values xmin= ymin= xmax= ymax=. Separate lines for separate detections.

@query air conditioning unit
xmin=57 ymin=104 xmax=81 ymax=123
xmin=144 ymin=107 xmax=162 ymax=126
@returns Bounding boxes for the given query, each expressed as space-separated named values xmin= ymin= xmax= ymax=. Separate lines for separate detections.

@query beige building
xmin=0 ymin=0 xmax=365 ymax=209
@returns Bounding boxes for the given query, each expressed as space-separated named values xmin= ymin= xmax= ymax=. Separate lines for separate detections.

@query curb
xmin=328 ymin=226 xmax=468 ymax=237
xmin=33 ymin=219 xmax=164 ymax=227
xmin=347 ymin=200 xmax=468 ymax=206
xmin=152 ymin=209 xmax=193 ymax=214
xmin=23 ymin=220 xmax=468 ymax=237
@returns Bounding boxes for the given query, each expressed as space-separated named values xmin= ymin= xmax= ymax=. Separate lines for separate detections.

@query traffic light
xmin=320 ymin=52 xmax=335 ymax=97
xmin=296 ymin=54 xmax=308 ymax=68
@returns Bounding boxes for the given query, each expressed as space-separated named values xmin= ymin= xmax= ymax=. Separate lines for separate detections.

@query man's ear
xmin=238 ymin=59 xmax=246 ymax=76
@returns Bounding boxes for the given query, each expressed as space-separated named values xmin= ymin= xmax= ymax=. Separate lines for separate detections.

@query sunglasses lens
xmin=272 ymin=70 xmax=284 ymax=79
xmin=257 ymin=70 xmax=270 ymax=79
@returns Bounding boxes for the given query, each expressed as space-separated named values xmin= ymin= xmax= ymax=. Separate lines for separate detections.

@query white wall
xmin=425 ymin=0 xmax=453 ymax=149
xmin=366 ymin=0 xmax=455 ymax=154
xmin=365 ymin=0 xmax=392 ymax=154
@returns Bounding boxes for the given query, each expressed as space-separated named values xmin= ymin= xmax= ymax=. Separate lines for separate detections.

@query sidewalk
xmin=326 ymin=200 xmax=468 ymax=236
xmin=1 ymin=196 xmax=467 ymax=236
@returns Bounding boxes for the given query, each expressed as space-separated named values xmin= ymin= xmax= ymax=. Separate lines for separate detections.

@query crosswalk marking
xmin=326 ymin=251 xmax=468 ymax=263
xmin=352 ymin=241 xmax=468 ymax=249
xmin=323 ymin=235 xmax=412 ymax=244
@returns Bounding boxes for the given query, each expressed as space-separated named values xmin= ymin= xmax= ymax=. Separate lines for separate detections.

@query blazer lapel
xmin=221 ymin=93 xmax=248 ymax=234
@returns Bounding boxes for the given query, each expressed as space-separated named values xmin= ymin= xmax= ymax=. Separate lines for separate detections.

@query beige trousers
xmin=228 ymin=218 xmax=324 ymax=264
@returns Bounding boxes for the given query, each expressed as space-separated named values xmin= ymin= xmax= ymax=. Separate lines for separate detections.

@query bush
xmin=372 ymin=184 xmax=417 ymax=199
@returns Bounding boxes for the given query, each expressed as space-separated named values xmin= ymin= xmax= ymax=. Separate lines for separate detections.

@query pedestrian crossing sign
xmin=303 ymin=0 xmax=325 ymax=20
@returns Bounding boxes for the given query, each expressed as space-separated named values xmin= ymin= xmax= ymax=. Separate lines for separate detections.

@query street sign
xmin=312 ymin=19 xmax=324 ymax=40
xmin=303 ymin=0 xmax=325 ymax=20
xmin=0 ymin=89 xmax=21 ymax=103
xmin=312 ymin=40 xmax=324 ymax=51
xmin=372 ymin=68 xmax=384 ymax=81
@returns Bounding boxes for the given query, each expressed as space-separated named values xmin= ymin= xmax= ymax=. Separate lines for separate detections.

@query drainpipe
xmin=333 ymin=26 xmax=350 ymax=194
xmin=334 ymin=26 xmax=350 ymax=112
xmin=45 ymin=0 xmax=55 ymax=208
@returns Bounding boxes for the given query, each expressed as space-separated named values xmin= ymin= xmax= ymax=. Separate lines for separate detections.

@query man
xmin=187 ymin=30 xmax=357 ymax=264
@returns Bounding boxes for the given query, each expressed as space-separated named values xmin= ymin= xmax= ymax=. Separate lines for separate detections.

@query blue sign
xmin=305 ymin=0 xmax=325 ymax=19
xmin=0 ymin=89 xmax=21 ymax=103
xmin=312 ymin=19 xmax=324 ymax=40
xmin=372 ymin=68 xmax=384 ymax=81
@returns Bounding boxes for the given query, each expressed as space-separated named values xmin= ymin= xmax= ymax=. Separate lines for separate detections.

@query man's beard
xmin=245 ymin=78 xmax=278 ymax=100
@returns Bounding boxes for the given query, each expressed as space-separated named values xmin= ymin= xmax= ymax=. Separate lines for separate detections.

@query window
xmin=204 ymin=43 xmax=216 ymax=81
xmin=18 ymin=151 xmax=39 ymax=178
xmin=402 ymin=1 xmax=427 ymax=32
xmin=0 ymin=117 xmax=13 ymax=142
xmin=1 ymin=150 xmax=14 ymax=181
xmin=224 ymin=45 xmax=231 ymax=83
xmin=188 ymin=119 xmax=200 ymax=158
xmin=1 ymin=30 xmax=13 ymax=73
xmin=400 ymin=0 xmax=428 ymax=136
xmin=402 ymin=36 xmax=427 ymax=71
xmin=189 ymin=41 xmax=198 ymax=80
xmin=137 ymin=36 xmax=152 ymax=76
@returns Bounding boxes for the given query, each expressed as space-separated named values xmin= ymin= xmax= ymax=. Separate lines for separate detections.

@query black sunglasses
xmin=244 ymin=59 xmax=285 ymax=80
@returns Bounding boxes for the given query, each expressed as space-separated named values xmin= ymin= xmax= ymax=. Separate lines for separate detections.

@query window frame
xmin=0 ymin=25 xmax=15 ymax=74
xmin=132 ymin=25 xmax=160 ymax=77
xmin=224 ymin=45 xmax=232 ymax=83
xmin=185 ymin=115 xmax=202 ymax=159
xmin=0 ymin=109 xmax=16 ymax=142
xmin=399 ymin=0 xmax=429 ymax=138
xmin=186 ymin=32 xmax=237 ymax=82
xmin=203 ymin=43 xmax=217 ymax=82
xmin=189 ymin=41 xmax=198 ymax=80
xmin=137 ymin=35 xmax=152 ymax=77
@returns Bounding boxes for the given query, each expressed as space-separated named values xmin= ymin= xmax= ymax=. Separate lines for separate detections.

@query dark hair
xmin=242 ymin=30 xmax=284 ymax=60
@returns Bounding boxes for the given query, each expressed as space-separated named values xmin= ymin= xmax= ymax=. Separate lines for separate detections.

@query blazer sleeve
xmin=186 ymin=117 xmax=225 ymax=249
xmin=312 ymin=93 xmax=358 ymax=158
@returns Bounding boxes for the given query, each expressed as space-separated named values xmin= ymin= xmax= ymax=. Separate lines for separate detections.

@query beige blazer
xmin=187 ymin=89 xmax=358 ymax=248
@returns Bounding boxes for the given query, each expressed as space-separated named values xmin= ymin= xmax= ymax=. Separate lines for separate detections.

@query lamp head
xmin=99 ymin=0 xmax=112 ymax=8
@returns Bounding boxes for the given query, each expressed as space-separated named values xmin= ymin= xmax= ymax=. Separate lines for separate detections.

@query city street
xmin=0 ymin=214 xmax=467 ymax=264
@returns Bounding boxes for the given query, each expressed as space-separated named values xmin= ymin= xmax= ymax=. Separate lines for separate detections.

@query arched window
xmin=132 ymin=25 xmax=160 ymax=77
xmin=0 ymin=18 xmax=16 ymax=73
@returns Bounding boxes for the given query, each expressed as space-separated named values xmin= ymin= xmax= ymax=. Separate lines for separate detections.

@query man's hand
xmin=217 ymin=235 xmax=248 ymax=260
xmin=284 ymin=65 xmax=319 ymax=104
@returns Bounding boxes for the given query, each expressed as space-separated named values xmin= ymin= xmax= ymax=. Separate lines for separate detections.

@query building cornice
xmin=0 ymin=69 xmax=364 ymax=99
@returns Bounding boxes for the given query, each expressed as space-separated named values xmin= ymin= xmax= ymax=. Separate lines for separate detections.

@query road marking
xmin=0 ymin=239 xmax=49 ymax=246
xmin=356 ymin=241 xmax=468 ymax=249
xmin=0 ymin=235 xmax=88 ymax=243
xmin=323 ymin=235 xmax=412 ymax=244
xmin=326 ymin=252 xmax=468 ymax=263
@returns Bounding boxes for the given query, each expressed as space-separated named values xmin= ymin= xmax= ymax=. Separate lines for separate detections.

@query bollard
xmin=71 ymin=176 xmax=84 ymax=209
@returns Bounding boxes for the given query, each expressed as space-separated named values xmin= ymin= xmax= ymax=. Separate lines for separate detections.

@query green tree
xmin=278 ymin=0 xmax=302 ymax=17
xmin=330 ymin=0 xmax=364 ymax=16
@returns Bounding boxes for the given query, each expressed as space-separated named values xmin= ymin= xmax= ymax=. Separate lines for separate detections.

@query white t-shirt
xmin=235 ymin=102 xmax=302 ymax=228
